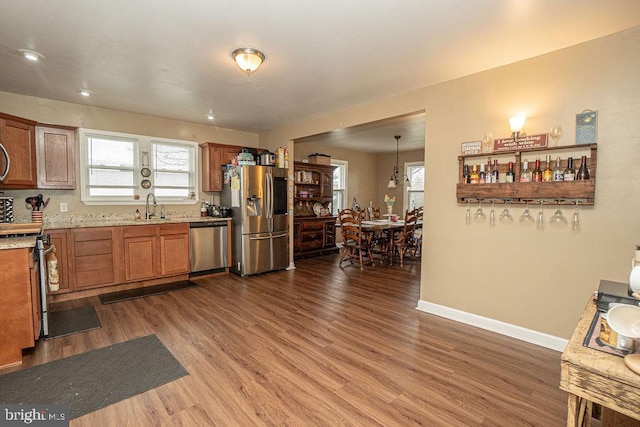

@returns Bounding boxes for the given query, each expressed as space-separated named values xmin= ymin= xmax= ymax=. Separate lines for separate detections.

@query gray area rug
xmin=47 ymin=305 xmax=101 ymax=339
xmin=99 ymin=280 xmax=197 ymax=304
xmin=0 ymin=334 xmax=188 ymax=419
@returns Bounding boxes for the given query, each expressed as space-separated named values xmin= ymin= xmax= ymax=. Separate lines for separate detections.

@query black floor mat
xmin=47 ymin=305 xmax=101 ymax=339
xmin=0 ymin=334 xmax=188 ymax=419
xmin=98 ymin=280 xmax=197 ymax=304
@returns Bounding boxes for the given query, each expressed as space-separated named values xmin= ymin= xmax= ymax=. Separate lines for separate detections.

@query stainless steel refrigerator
xmin=221 ymin=165 xmax=289 ymax=276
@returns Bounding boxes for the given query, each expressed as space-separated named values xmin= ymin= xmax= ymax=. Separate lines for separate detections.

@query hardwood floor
xmin=9 ymin=254 xmax=567 ymax=426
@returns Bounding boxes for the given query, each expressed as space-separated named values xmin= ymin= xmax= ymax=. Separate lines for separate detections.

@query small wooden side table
xmin=560 ymin=297 xmax=640 ymax=426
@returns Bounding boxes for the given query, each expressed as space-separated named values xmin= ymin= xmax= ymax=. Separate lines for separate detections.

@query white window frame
xmin=79 ymin=128 xmax=199 ymax=205
xmin=404 ymin=161 xmax=424 ymax=213
xmin=331 ymin=159 xmax=348 ymax=215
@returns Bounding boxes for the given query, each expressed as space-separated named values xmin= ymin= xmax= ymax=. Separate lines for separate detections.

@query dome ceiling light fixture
xmin=232 ymin=47 xmax=265 ymax=76
xmin=18 ymin=49 xmax=45 ymax=61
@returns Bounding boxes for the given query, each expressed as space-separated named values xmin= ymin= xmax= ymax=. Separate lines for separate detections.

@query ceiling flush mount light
xmin=18 ymin=49 xmax=45 ymax=61
xmin=387 ymin=135 xmax=410 ymax=189
xmin=232 ymin=47 xmax=265 ymax=76
xmin=509 ymin=115 xmax=526 ymax=138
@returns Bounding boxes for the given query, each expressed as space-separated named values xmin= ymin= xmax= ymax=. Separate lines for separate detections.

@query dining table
xmin=360 ymin=219 xmax=406 ymax=265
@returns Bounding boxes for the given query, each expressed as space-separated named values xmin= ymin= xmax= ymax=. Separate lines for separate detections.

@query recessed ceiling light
xmin=79 ymin=89 xmax=92 ymax=97
xmin=207 ymin=114 xmax=214 ymax=120
xmin=18 ymin=49 xmax=45 ymax=61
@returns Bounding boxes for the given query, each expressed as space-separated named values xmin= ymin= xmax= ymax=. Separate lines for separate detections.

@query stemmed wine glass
xmin=474 ymin=199 xmax=487 ymax=222
xmin=536 ymin=200 xmax=544 ymax=229
xmin=499 ymin=200 xmax=513 ymax=224
xmin=550 ymin=200 xmax=568 ymax=227
xmin=519 ymin=200 xmax=534 ymax=225
xmin=489 ymin=200 xmax=496 ymax=227
xmin=572 ymin=200 xmax=580 ymax=231
xmin=550 ymin=125 xmax=563 ymax=147
xmin=466 ymin=200 xmax=472 ymax=224
xmin=482 ymin=132 xmax=493 ymax=153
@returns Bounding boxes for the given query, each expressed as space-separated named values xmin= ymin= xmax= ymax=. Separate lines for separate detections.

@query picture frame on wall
xmin=576 ymin=110 xmax=598 ymax=145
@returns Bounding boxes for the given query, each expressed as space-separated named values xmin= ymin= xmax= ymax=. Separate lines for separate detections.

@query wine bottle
xmin=564 ymin=157 xmax=575 ymax=181
xmin=576 ymin=155 xmax=590 ymax=180
xmin=470 ymin=164 xmax=479 ymax=184
xmin=520 ymin=159 xmax=531 ymax=182
xmin=462 ymin=164 xmax=470 ymax=183
xmin=505 ymin=161 xmax=515 ymax=183
xmin=486 ymin=158 xmax=493 ymax=183
xmin=479 ymin=163 xmax=486 ymax=183
xmin=542 ymin=155 xmax=553 ymax=182
xmin=532 ymin=157 xmax=543 ymax=182
xmin=553 ymin=156 xmax=564 ymax=181
xmin=492 ymin=159 xmax=499 ymax=183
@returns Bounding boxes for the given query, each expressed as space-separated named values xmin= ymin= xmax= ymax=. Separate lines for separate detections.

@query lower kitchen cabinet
xmin=47 ymin=230 xmax=70 ymax=294
xmin=71 ymin=227 xmax=117 ymax=289
xmin=0 ymin=247 xmax=37 ymax=368
xmin=123 ymin=225 xmax=158 ymax=281
xmin=159 ymin=224 xmax=190 ymax=275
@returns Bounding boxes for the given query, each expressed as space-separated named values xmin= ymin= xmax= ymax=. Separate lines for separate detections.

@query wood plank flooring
xmin=7 ymin=254 xmax=568 ymax=426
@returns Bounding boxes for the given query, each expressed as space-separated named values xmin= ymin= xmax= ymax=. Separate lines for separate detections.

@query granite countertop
xmin=0 ymin=215 xmax=232 ymax=250
xmin=0 ymin=236 xmax=37 ymax=250
xmin=43 ymin=215 xmax=231 ymax=230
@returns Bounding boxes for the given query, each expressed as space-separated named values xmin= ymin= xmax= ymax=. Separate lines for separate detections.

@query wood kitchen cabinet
xmin=47 ymin=230 xmax=71 ymax=294
xmin=0 ymin=112 xmax=37 ymax=189
xmin=123 ymin=223 xmax=190 ymax=281
xmin=36 ymin=124 xmax=77 ymax=189
xmin=0 ymin=247 xmax=37 ymax=368
xmin=293 ymin=217 xmax=338 ymax=259
xmin=71 ymin=227 xmax=118 ymax=289
xmin=200 ymin=142 xmax=241 ymax=191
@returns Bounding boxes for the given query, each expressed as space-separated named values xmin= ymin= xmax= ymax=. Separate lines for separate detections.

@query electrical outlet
xmin=60 ymin=202 xmax=68 ymax=213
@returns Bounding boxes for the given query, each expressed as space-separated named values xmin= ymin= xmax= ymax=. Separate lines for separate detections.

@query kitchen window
xmin=80 ymin=129 xmax=198 ymax=204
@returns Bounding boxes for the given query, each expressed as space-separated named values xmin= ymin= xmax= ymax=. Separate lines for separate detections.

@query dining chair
xmin=391 ymin=208 xmax=419 ymax=266
xmin=338 ymin=208 xmax=374 ymax=270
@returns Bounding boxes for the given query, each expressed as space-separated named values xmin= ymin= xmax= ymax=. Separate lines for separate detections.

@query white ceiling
xmin=1 ymin=1 xmax=639 ymax=151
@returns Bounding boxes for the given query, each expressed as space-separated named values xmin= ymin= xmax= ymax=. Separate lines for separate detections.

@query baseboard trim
xmin=416 ymin=300 xmax=568 ymax=352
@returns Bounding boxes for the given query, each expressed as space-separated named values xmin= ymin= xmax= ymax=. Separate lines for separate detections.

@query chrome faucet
xmin=145 ymin=193 xmax=157 ymax=220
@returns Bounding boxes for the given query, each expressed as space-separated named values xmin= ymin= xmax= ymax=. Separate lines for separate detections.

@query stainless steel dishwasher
xmin=190 ymin=221 xmax=228 ymax=275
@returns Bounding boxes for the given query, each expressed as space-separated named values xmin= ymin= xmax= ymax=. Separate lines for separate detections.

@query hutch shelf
xmin=456 ymin=144 xmax=597 ymax=205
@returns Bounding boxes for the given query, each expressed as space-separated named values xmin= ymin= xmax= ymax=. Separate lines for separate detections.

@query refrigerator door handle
xmin=0 ymin=143 xmax=10 ymax=181
xmin=248 ymin=234 xmax=272 ymax=241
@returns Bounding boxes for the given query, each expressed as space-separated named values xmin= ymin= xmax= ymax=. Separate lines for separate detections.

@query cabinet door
xmin=47 ymin=230 xmax=71 ymax=293
xmin=200 ymin=143 xmax=241 ymax=192
xmin=0 ymin=248 xmax=35 ymax=367
xmin=0 ymin=118 xmax=37 ymax=188
xmin=123 ymin=225 xmax=157 ymax=281
xmin=159 ymin=223 xmax=189 ymax=275
xmin=324 ymin=221 xmax=336 ymax=247
xmin=160 ymin=233 xmax=189 ymax=275
xmin=36 ymin=126 xmax=76 ymax=189
xmin=29 ymin=248 xmax=42 ymax=340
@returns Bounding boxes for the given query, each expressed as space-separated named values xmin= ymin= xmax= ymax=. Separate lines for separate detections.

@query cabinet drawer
xmin=75 ymin=239 xmax=113 ymax=256
xmin=300 ymin=221 xmax=324 ymax=231
xmin=159 ymin=223 xmax=189 ymax=235
xmin=73 ymin=228 xmax=112 ymax=242
xmin=123 ymin=225 xmax=157 ymax=238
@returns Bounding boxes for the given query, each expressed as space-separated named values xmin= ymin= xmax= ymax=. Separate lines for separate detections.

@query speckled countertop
xmin=0 ymin=214 xmax=231 ymax=250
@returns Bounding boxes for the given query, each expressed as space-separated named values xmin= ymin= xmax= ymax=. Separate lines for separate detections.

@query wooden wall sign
xmin=493 ymin=133 xmax=548 ymax=152
xmin=461 ymin=140 xmax=481 ymax=155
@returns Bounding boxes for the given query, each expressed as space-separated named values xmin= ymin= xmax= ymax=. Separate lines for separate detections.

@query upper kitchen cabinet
xmin=36 ymin=125 xmax=77 ymax=189
xmin=0 ymin=112 xmax=37 ymax=189
xmin=200 ymin=142 xmax=241 ymax=191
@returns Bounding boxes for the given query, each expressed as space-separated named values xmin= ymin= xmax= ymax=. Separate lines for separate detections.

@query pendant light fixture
xmin=387 ymin=135 xmax=411 ymax=189
xmin=232 ymin=47 xmax=265 ymax=76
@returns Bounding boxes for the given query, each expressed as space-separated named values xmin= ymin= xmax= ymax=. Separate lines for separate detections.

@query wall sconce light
xmin=509 ymin=115 xmax=526 ymax=138
xmin=232 ymin=47 xmax=265 ymax=76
